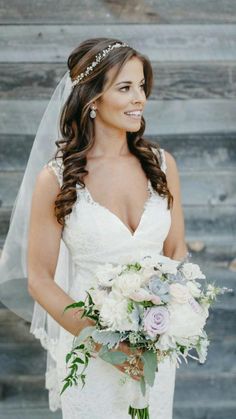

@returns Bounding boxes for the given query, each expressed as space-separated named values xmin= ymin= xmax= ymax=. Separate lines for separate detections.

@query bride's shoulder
xmin=41 ymin=158 xmax=63 ymax=188
xmin=162 ymin=149 xmax=177 ymax=172
xmin=33 ymin=159 xmax=63 ymax=201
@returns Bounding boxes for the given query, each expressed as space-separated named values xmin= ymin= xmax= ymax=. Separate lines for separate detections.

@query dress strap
xmin=159 ymin=148 xmax=167 ymax=174
xmin=45 ymin=159 xmax=63 ymax=187
xmin=151 ymin=147 xmax=167 ymax=174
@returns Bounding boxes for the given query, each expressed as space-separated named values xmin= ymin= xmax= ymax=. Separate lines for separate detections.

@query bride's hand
xmin=92 ymin=341 xmax=144 ymax=381
xmin=113 ymin=341 xmax=144 ymax=381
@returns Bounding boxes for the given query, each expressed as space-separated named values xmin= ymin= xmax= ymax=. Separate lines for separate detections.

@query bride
xmin=1 ymin=38 xmax=188 ymax=418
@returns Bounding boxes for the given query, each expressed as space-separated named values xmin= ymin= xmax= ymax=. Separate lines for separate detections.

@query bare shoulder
xmin=161 ymin=149 xmax=180 ymax=194
xmin=33 ymin=165 xmax=61 ymax=200
xmin=162 ymin=149 xmax=178 ymax=175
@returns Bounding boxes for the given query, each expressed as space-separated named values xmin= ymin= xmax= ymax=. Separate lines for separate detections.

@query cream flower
xmin=186 ymin=281 xmax=202 ymax=298
xmin=99 ymin=293 xmax=139 ymax=332
xmin=167 ymin=301 xmax=208 ymax=338
xmin=113 ymin=272 xmax=143 ymax=298
xmin=181 ymin=263 xmax=206 ymax=280
xmin=89 ymin=289 xmax=108 ymax=310
xmin=169 ymin=283 xmax=191 ymax=304
xmin=95 ymin=263 xmax=122 ymax=287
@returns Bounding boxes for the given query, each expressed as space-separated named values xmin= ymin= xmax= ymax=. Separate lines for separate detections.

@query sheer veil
xmin=0 ymin=70 xmax=74 ymax=410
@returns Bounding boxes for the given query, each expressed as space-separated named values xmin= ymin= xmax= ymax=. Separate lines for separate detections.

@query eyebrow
xmin=115 ymin=78 xmax=145 ymax=86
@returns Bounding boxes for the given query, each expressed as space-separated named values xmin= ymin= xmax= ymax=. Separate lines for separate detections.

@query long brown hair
xmin=53 ymin=37 xmax=173 ymax=226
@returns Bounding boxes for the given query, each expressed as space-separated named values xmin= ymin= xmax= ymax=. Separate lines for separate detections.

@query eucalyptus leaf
xmin=92 ymin=330 xmax=121 ymax=349
xmin=141 ymin=350 xmax=157 ymax=387
xmin=74 ymin=326 xmax=96 ymax=345
xmin=98 ymin=349 xmax=129 ymax=365
xmin=140 ymin=376 xmax=146 ymax=397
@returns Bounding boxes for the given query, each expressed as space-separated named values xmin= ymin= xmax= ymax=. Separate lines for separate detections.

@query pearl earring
xmin=89 ymin=107 xmax=97 ymax=119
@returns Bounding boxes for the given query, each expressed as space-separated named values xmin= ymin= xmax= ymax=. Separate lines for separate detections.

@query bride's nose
xmin=131 ymin=89 xmax=146 ymax=105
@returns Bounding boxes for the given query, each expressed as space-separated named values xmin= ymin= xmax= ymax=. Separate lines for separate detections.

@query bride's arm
xmin=27 ymin=166 xmax=93 ymax=336
xmin=162 ymin=150 xmax=189 ymax=261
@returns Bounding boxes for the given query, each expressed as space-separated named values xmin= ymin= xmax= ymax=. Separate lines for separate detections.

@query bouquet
xmin=60 ymin=254 xmax=231 ymax=418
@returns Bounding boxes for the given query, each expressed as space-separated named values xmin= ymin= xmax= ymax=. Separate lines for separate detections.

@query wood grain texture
xmin=1 ymin=0 xmax=236 ymax=24
xmin=1 ymin=99 xmax=236 ymax=136
xmin=1 ymin=62 xmax=236 ymax=100
xmin=1 ymin=25 xmax=236 ymax=62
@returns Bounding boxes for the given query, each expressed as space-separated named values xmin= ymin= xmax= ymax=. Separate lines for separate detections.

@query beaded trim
xmin=71 ymin=42 xmax=129 ymax=87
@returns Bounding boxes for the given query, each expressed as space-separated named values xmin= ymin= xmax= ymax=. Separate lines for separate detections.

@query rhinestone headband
xmin=71 ymin=42 xmax=129 ymax=87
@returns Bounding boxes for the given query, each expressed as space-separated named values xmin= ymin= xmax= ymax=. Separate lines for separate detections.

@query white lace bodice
xmin=48 ymin=147 xmax=170 ymax=299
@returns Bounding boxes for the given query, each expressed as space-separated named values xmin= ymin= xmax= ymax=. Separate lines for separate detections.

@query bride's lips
xmin=124 ymin=110 xmax=143 ymax=120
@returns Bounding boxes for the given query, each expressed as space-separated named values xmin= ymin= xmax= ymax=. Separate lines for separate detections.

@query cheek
xmin=100 ymin=93 xmax=129 ymax=114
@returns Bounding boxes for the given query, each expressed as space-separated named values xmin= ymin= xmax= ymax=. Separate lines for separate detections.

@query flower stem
xmin=128 ymin=406 xmax=150 ymax=418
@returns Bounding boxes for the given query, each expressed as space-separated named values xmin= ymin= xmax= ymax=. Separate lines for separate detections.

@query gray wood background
xmin=0 ymin=2 xmax=236 ymax=419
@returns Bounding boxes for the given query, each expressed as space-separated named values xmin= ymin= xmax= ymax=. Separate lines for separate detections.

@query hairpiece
xmin=71 ymin=42 xmax=129 ymax=87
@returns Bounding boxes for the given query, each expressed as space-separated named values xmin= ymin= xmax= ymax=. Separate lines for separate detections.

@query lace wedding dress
xmin=41 ymin=147 xmax=176 ymax=419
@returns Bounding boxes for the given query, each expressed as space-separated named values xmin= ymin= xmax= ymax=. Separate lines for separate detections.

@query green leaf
xmin=98 ymin=349 xmax=129 ymax=365
xmin=141 ymin=350 xmax=157 ymax=387
xmin=63 ymin=301 xmax=84 ymax=313
xmin=73 ymin=357 xmax=85 ymax=365
xmin=60 ymin=381 xmax=70 ymax=395
xmin=74 ymin=344 xmax=85 ymax=350
xmin=66 ymin=352 xmax=72 ymax=363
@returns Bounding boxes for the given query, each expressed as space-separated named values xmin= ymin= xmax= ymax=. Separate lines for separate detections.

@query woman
xmin=3 ymin=37 xmax=188 ymax=418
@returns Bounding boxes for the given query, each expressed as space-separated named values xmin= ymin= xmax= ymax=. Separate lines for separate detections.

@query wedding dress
xmin=40 ymin=147 xmax=176 ymax=419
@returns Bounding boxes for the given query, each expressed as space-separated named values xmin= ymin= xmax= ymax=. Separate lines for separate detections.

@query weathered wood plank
xmin=1 ymin=62 xmax=236 ymax=100
xmin=1 ymin=99 xmax=236 ymax=136
xmin=1 ymin=133 xmax=236 ymax=172
xmin=1 ymin=206 xmax=235 ymax=240
xmin=183 ymin=206 xmax=236 ymax=241
xmin=1 ymin=25 xmax=236 ymax=62
xmin=0 ymin=171 xmax=235 ymax=208
xmin=1 ymin=0 xmax=236 ymax=24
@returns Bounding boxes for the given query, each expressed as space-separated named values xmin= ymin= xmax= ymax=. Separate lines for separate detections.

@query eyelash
xmin=120 ymin=84 xmax=145 ymax=92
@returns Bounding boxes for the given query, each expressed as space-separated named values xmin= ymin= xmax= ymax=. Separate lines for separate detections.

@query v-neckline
xmin=81 ymin=179 xmax=154 ymax=238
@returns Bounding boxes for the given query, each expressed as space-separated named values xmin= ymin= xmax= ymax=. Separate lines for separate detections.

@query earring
xmin=89 ymin=107 xmax=97 ymax=119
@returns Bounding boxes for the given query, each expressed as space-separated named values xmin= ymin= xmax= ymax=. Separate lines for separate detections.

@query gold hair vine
xmin=71 ymin=42 xmax=129 ymax=87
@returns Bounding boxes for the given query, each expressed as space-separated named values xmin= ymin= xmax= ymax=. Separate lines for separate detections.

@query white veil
xmin=0 ymin=70 xmax=74 ymax=411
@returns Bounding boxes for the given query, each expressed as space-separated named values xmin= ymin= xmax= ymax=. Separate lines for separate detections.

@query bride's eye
xmin=120 ymin=84 xmax=145 ymax=92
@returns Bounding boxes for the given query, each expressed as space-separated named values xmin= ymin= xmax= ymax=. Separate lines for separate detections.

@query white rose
xmin=167 ymin=301 xmax=208 ymax=338
xmin=181 ymin=263 xmax=206 ymax=280
xmin=186 ymin=281 xmax=202 ymax=298
xmin=141 ymin=266 xmax=156 ymax=284
xmin=99 ymin=294 xmax=139 ymax=332
xmin=95 ymin=263 xmax=122 ymax=287
xmin=113 ymin=272 xmax=143 ymax=298
xmin=155 ymin=254 xmax=179 ymax=275
xmin=89 ymin=289 xmax=108 ymax=310
xmin=169 ymin=283 xmax=191 ymax=304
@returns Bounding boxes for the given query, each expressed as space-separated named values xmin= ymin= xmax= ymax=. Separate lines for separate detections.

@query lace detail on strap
xmin=46 ymin=159 xmax=63 ymax=187
xmin=159 ymin=148 xmax=167 ymax=174
xmin=151 ymin=147 xmax=167 ymax=174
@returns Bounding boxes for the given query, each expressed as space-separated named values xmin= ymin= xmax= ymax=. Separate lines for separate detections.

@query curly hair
xmin=52 ymin=37 xmax=173 ymax=226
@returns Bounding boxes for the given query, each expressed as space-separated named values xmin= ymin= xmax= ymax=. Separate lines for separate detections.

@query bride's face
xmin=94 ymin=57 xmax=147 ymax=133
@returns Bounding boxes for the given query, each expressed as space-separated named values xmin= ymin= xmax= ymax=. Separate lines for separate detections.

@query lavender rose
xmin=143 ymin=306 xmax=170 ymax=338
